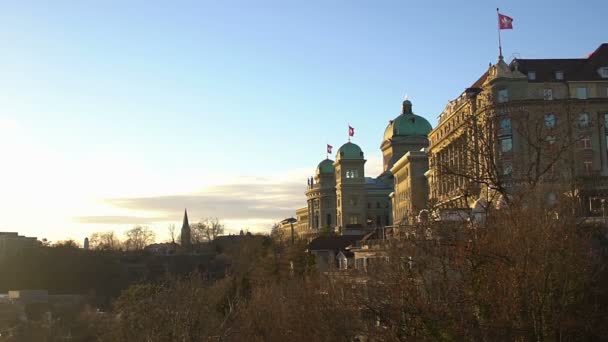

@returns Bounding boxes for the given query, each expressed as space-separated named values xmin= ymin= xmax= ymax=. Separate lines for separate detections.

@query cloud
xmin=102 ymin=180 xmax=306 ymax=224
xmin=72 ymin=215 xmax=166 ymax=225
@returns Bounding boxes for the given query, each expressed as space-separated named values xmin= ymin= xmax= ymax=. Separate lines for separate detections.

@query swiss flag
xmin=327 ymin=144 xmax=333 ymax=154
xmin=498 ymin=13 xmax=513 ymax=30
xmin=348 ymin=125 xmax=355 ymax=137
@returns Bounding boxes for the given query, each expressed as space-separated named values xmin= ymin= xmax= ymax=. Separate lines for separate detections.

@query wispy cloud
xmin=100 ymin=180 xmax=305 ymax=223
xmin=72 ymin=215 xmax=165 ymax=225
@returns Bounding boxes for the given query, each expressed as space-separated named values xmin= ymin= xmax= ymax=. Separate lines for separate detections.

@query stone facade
xmin=427 ymin=44 xmax=608 ymax=215
xmin=390 ymin=151 xmax=429 ymax=225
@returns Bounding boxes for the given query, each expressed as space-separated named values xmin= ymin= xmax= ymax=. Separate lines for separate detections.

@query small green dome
xmin=337 ymin=142 xmax=364 ymax=160
xmin=383 ymin=100 xmax=433 ymax=142
xmin=316 ymin=159 xmax=335 ymax=174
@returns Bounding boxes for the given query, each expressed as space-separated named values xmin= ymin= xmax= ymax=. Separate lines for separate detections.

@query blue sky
xmin=0 ymin=0 xmax=606 ymax=242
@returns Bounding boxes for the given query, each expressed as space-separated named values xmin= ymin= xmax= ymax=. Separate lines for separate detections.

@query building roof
xmin=337 ymin=250 xmax=354 ymax=258
xmin=364 ymin=177 xmax=392 ymax=190
xmin=316 ymin=158 xmax=335 ymax=174
xmin=513 ymin=43 xmax=608 ymax=82
xmin=336 ymin=142 xmax=364 ymax=160
xmin=308 ymin=235 xmax=364 ymax=251
xmin=383 ymin=100 xmax=432 ymax=142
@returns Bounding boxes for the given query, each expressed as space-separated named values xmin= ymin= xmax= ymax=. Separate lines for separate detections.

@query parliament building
xmin=282 ymin=43 xmax=608 ymax=239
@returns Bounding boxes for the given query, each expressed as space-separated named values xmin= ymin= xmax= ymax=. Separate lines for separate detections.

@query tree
xmin=430 ymin=92 xmax=590 ymax=209
xmin=167 ymin=224 xmax=177 ymax=243
xmin=124 ymin=226 xmax=155 ymax=250
xmin=90 ymin=231 xmax=122 ymax=251
xmin=53 ymin=239 xmax=80 ymax=248
xmin=270 ymin=223 xmax=283 ymax=241
xmin=191 ymin=218 xmax=225 ymax=243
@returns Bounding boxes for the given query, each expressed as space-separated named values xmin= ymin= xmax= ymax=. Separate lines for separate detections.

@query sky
xmin=0 ymin=0 xmax=606 ymax=243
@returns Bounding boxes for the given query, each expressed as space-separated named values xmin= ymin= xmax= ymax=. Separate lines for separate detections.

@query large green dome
xmin=337 ymin=142 xmax=364 ymax=160
xmin=383 ymin=100 xmax=432 ymax=142
xmin=316 ymin=159 xmax=335 ymax=174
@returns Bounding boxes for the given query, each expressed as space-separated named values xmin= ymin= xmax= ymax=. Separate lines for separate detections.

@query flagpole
xmin=497 ymin=8 xmax=503 ymax=59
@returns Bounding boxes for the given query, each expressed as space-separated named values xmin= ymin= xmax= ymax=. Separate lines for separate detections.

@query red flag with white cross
xmin=498 ymin=12 xmax=513 ymax=30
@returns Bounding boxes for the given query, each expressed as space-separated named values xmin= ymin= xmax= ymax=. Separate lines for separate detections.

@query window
xmin=544 ymin=113 xmax=556 ymax=128
xmin=497 ymin=88 xmax=509 ymax=103
xmin=599 ymin=67 xmax=608 ymax=78
xmin=348 ymin=215 xmax=359 ymax=225
xmin=527 ymin=71 xmax=536 ymax=80
xmin=547 ymin=192 xmax=557 ymax=206
xmin=580 ymin=136 xmax=591 ymax=149
xmin=346 ymin=169 xmax=359 ymax=178
xmin=499 ymin=117 xmax=512 ymax=132
xmin=555 ymin=71 xmax=564 ymax=80
xmin=543 ymin=88 xmax=553 ymax=100
xmin=578 ymin=113 xmax=591 ymax=127
xmin=546 ymin=135 xmax=556 ymax=144
xmin=376 ymin=215 xmax=381 ymax=226
xmin=502 ymin=163 xmax=513 ymax=176
xmin=376 ymin=202 xmax=380 ymax=209
xmin=576 ymin=87 xmax=588 ymax=99
xmin=583 ymin=161 xmax=593 ymax=175
xmin=500 ymin=137 xmax=513 ymax=153
xmin=349 ymin=197 xmax=358 ymax=206
xmin=367 ymin=202 xmax=371 ymax=209
xmin=604 ymin=113 xmax=608 ymax=129
xmin=326 ymin=214 xmax=331 ymax=226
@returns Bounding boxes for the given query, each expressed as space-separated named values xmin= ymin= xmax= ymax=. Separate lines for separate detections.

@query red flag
xmin=498 ymin=12 xmax=513 ymax=30
xmin=348 ymin=125 xmax=355 ymax=137
xmin=327 ymin=144 xmax=333 ymax=154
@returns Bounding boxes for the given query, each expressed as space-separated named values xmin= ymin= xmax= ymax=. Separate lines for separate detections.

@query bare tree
xmin=90 ymin=231 xmax=123 ymax=251
xmin=124 ymin=226 xmax=156 ymax=250
xmin=167 ymin=224 xmax=177 ymax=243
xmin=431 ymin=94 xmax=590 ymax=207
xmin=191 ymin=218 xmax=225 ymax=243
xmin=53 ymin=239 xmax=80 ymax=248
xmin=270 ymin=223 xmax=283 ymax=241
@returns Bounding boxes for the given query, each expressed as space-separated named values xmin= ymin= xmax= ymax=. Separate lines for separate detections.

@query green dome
xmin=383 ymin=100 xmax=433 ymax=141
xmin=316 ymin=159 xmax=335 ymax=174
xmin=337 ymin=142 xmax=364 ymax=160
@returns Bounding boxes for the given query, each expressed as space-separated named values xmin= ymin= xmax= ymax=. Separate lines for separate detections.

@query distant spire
xmin=83 ymin=237 xmax=89 ymax=250
xmin=181 ymin=209 xmax=191 ymax=248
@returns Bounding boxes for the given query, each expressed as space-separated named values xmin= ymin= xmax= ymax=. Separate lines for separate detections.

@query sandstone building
xmin=289 ymin=43 xmax=608 ymax=239
xmin=427 ymin=43 xmax=608 ymax=217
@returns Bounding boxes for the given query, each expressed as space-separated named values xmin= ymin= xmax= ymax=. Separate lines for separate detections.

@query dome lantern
xmin=383 ymin=99 xmax=432 ymax=142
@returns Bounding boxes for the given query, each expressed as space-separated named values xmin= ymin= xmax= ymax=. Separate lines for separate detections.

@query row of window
xmin=367 ymin=202 xmax=389 ymax=209
xmin=499 ymin=112 xmax=592 ymax=132
xmin=498 ymin=86 xmax=591 ymax=102
xmin=528 ymin=68 xmax=608 ymax=81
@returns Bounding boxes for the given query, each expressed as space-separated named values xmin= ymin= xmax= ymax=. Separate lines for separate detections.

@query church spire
xmin=181 ymin=208 xmax=191 ymax=248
